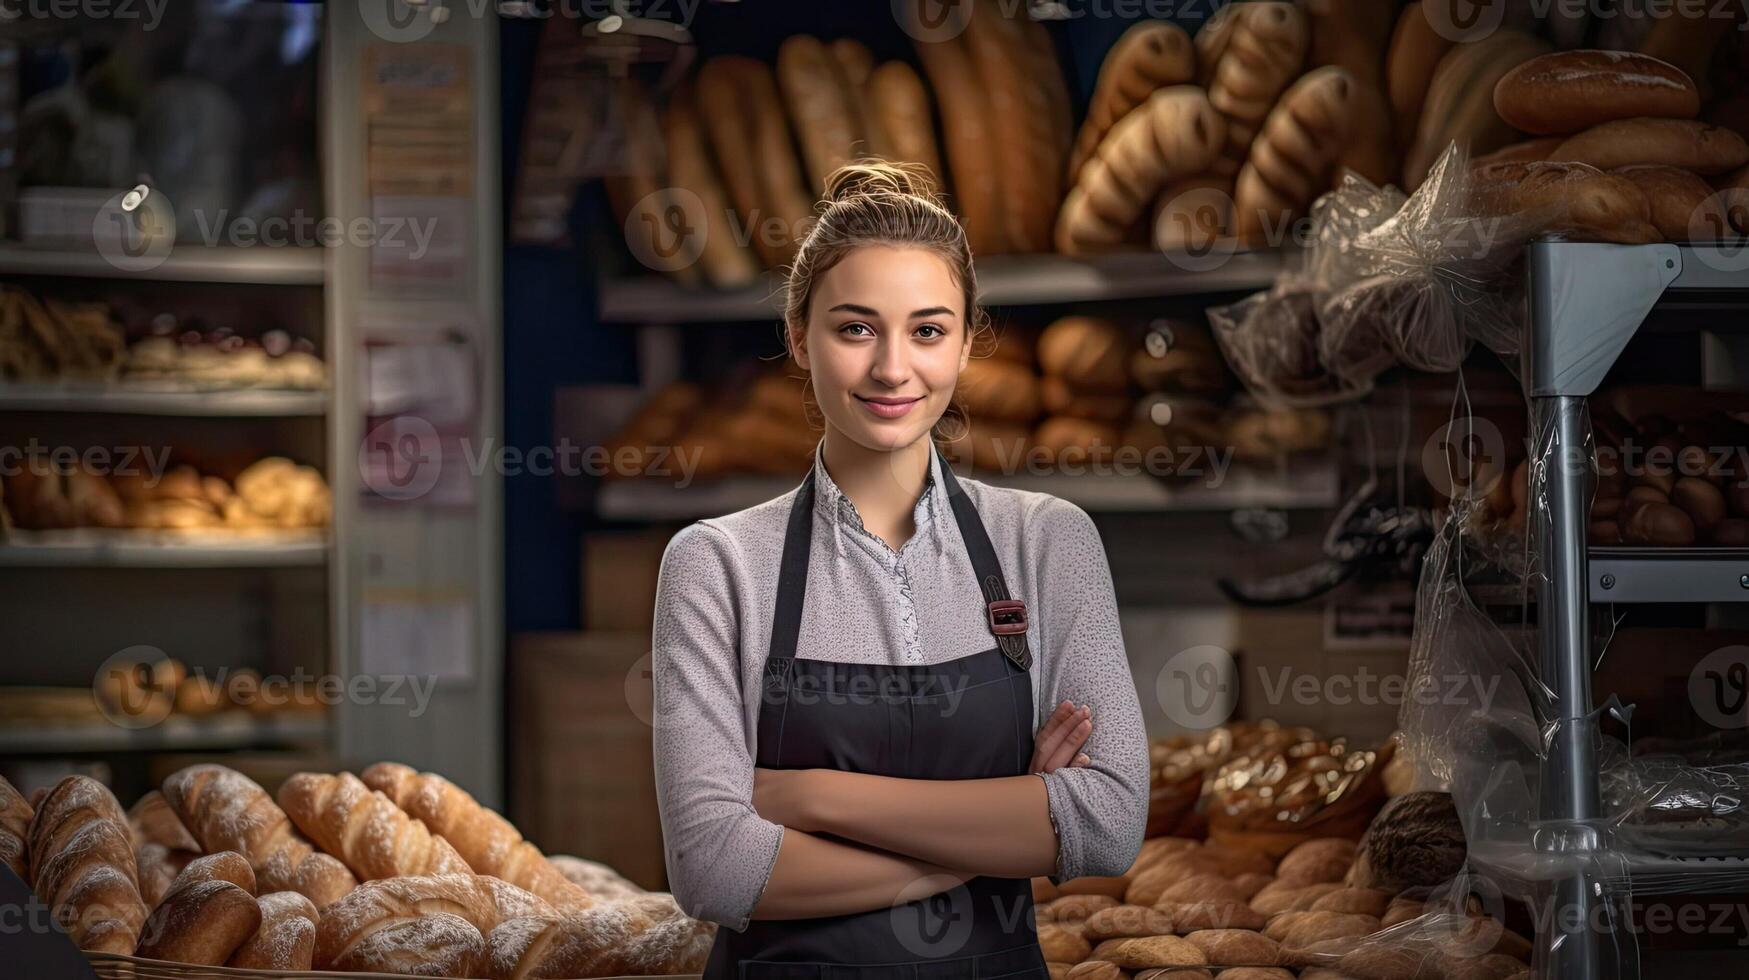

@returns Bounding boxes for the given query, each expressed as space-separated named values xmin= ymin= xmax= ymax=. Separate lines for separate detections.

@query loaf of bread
xmin=1183 ymin=928 xmax=1282 ymax=967
xmin=127 ymin=790 xmax=198 ymax=853
xmin=665 ymin=82 xmax=760 ymax=289
xmin=1204 ymin=2 xmax=1310 ymax=178
xmin=869 ymin=61 xmax=944 ymax=192
xmin=315 ymin=873 xmax=497 ymax=975
xmin=1305 ymin=0 xmax=1394 ymax=91
xmin=136 ymin=854 xmax=261 ymax=965
xmin=963 ymin=1 xmax=1064 ymax=252
xmin=1090 ymin=934 xmax=1207 ymax=970
xmin=0 ymin=774 xmax=30 ymax=882
xmin=777 ymin=35 xmax=860 ymax=201
xmin=278 ymin=771 xmax=471 ymax=881
xmin=1234 ymin=67 xmax=1358 ymax=244
xmin=1152 ymin=176 xmax=1235 ymax=254
xmin=831 ymin=38 xmax=887 ymax=160
xmin=1472 ymin=136 xmax=1564 ymax=166
xmin=958 ymin=357 xmax=1042 ymax=424
xmin=1615 ymin=164 xmax=1727 ymax=240
xmin=160 ymin=764 xmax=358 ymax=908
xmin=1057 ymin=87 xmax=1227 ymax=253
xmin=1275 ymin=838 xmax=1357 ymax=884
xmin=1469 ymin=161 xmax=1658 ymax=243
xmin=549 ymin=855 xmax=645 ymax=902
xmin=696 ymin=56 xmax=813 ymax=269
xmin=1405 ymin=30 xmax=1552 ymax=190
xmin=1386 ymin=3 xmax=1456 ymax=152
xmin=28 ymin=776 xmax=147 ymax=953
xmin=1494 ymin=50 xmax=1700 ymax=136
xmin=912 ymin=27 xmax=1005 ymax=255
xmin=362 ymin=762 xmax=591 ymax=909
xmin=1038 ymin=317 xmax=1131 ymax=391
xmin=603 ymin=79 xmax=693 ymax=287
xmin=228 ymin=890 xmax=319 ymax=971
xmin=1556 ymin=118 xmax=1749 ymax=175
xmin=488 ymin=893 xmax=715 ymax=980
xmin=1069 ymin=21 xmax=1196 ymax=185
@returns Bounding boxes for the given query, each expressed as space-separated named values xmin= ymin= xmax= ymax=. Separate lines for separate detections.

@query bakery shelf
xmin=594 ymin=460 xmax=1337 ymax=521
xmin=598 ymin=249 xmax=1289 ymax=323
xmin=0 ymin=711 xmax=327 ymax=755
xmin=0 ymin=243 xmax=326 ymax=285
xmin=0 ymin=529 xmax=329 ymax=568
xmin=0 ymin=383 xmax=328 ymax=416
xmin=1588 ymin=548 xmax=1749 ymax=603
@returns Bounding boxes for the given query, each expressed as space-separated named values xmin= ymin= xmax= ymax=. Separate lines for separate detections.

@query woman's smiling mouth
xmin=854 ymin=394 xmax=924 ymax=419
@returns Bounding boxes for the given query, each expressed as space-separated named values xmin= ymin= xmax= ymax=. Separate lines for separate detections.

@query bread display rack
xmin=1519 ymin=240 xmax=1749 ymax=979
xmin=83 ymin=954 xmax=701 ymax=980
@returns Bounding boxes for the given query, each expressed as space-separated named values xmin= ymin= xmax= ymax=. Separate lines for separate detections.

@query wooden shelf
xmin=0 ymin=711 xmax=328 ymax=755
xmin=0 ymin=243 xmax=325 ymax=285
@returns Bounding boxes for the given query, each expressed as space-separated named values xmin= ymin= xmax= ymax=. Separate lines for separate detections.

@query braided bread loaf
xmin=362 ymin=761 xmax=590 ymax=909
xmin=1203 ymin=2 xmax=1310 ymax=178
xmin=314 ymin=873 xmax=499 ymax=976
xmin=27 ymin=775 xmax=148 ymax=953
xmin=488 ymin=893 xmax=714 ymax=980
xmin=160 ymin=764 xmax=358 ymax=908
xmin=278 ymin=771 xmax=472 ymax=882
xmin=1068 ymin=21 xmax=1195 ymax=189
xmin=1234 ymin=67 xmax=1359 ymax=244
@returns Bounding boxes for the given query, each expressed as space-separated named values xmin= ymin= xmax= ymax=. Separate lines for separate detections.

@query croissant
xmin=278 ymin=771 xmax=472 ymax=882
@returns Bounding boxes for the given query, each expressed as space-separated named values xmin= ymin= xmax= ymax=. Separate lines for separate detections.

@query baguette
xmin=160 ymin=764 xmax=358 ymax=908
xmin=831 ymin=38 xmax=889 ymax=160
xmin=1555 ymin=117 xmax=1749 ymax=176
xmin=869 ymin=61 xmax=944 ymax=191
xmin=136 ymin=875 xmax=260 ymax=965
xmin=362 ymin=761 xmax=591 ymax=909
xmin=664 ymin=82 xmax=761 ymax=289
xmin=0 ymin=774 xmax=30 ymax=882
xmin=605 ymin=79 xmax=700 ymax=289
xmin=28 ymin=776 xmax=148 ymax=954
xmin=126 ymin=790 xmax=198 ymax=852
xmin=1386 ymin=2 xmax=1455 ymax=150
xmin=696 ymin=56 xmax=814 ymax=269
xmin=1069 ymin=21 xmax=1196 ymax=186
xmin=1056 ymin=86 xmax=1227 ymax=254
xmin=314 ymin=873 xmax=497 ymax=975
xmin=778 ymin=35 xmax=861 ymax=199
xmin=1235 ymin=67 xmax=1359 ymax=244
xmin=228 ymin=890 xmax=319 ymax=971
xmin=964 ymin=0 xmax=1063 ymax=252
xmin=1204 ymin=2 xmax=1310 ymax=178
xmin=278 ymin=771 xmax=472 ymax=881
xmin=913 ymin=27 xmax=1005 ymax=254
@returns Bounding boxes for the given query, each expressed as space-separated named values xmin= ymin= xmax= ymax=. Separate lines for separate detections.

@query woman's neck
xmin=820 ymin=426 xmax=932 ymax=553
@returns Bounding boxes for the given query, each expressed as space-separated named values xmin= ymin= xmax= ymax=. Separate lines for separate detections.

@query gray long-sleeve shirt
xmin=651 ymin=442 xmax=1149 ymax=931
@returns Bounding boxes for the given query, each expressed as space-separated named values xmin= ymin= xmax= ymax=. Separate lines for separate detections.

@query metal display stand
xmin=1525 ymin=240 xmax=1749 ymax=980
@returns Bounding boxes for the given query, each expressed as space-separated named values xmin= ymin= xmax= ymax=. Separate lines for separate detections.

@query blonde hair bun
xmin=821 ymin=159 xmax=943 ymax=208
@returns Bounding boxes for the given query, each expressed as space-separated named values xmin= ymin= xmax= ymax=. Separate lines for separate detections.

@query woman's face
xmin=794 ymin=245 xmax=970 ymax=454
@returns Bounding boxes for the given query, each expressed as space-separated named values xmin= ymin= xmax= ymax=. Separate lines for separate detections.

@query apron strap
xmin=763 ymin=447 xmax=1032 ymax=672
xmin=935 ymin=447 xmax=1033 ymax=672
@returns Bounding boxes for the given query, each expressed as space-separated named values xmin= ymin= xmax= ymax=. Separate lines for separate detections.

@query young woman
xmin=652 ymin=161 xmax=1150 ymax=979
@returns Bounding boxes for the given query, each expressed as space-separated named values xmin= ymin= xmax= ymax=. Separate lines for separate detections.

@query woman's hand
xmin=1030 ymin=699 xmax=1093 ymax=774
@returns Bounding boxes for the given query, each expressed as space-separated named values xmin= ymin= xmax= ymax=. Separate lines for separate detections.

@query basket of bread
xmin=0 ymin=764 xmax=710 ymax=980
xmin=1034 ymin=722 xmax=1529 ymax=980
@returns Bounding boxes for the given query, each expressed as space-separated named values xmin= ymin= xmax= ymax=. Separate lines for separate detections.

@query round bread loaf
xmin=1494 ymin=50 xmax=1699 ymax=136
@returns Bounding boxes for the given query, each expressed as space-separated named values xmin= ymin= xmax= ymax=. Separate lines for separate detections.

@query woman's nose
xmin=869 ymin=338 xmax=911 ymax=386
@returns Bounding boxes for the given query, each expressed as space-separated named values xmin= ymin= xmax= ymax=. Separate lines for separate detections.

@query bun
xmin=0 ymin=775 xmax=31 ymax=882
xmin=277 ymin=771 xmax=472 ymax=881
xmin=27 ymin=776 xmax=147 ymax=954
xmin=160 ymin=764 xmax=359 ymax=908
xmin=228 ymin=890 xmax=319 ymax=971
xmin=1275 ymin=838 xmax=1357 ymax=885
xmin=822 ymin=159 xmax=942 ymax=207
xmin=135 ymin=877 xmax=260 ymax=965
xmin=1494 ymin=50 xmax=1700 ymax=136
xmin=361 ymin=763 xmax=588 ymax=909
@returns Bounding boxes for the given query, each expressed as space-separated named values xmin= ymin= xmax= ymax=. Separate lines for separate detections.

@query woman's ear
xmin=959 ymin=330 xmax=971 ymax=373
xmin=788 ymin=323 xmax=810 ymax=371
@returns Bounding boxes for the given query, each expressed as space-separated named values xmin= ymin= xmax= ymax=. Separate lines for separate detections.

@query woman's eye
xmin=916 ymin=324 xmax=945 ymax=339
xmin=840 ymin=322 xmax=873 ymax=337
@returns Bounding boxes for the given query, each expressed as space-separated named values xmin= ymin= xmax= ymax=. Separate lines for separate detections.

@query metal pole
xmin=1535 ymin=394 xmax=1602 ymax=979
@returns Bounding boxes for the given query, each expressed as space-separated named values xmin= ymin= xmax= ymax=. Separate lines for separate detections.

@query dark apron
xmin=703 ymin=449 xmax=1050 ymax=980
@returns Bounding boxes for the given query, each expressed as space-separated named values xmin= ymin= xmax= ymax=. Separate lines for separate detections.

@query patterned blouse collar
xmin=809 ymin=440 xmax=945 ymax=557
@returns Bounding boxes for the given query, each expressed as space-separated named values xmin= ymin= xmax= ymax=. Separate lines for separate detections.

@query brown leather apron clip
xmin=987 ymin=599 xmax=1028 ymax=635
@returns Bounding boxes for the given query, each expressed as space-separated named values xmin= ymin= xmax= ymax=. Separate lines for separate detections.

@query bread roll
xmin=1308 ymin=887 xmax=1394 ymax=918
xmin=136 ymin=875 xmax=260 ymax=965
xmin=476 ymin=874 xmax=557 ymax=923
xmin=1070 ymin=21 xmax=1196 ymax=185
xmin=170 ymin=850 xmax=256 ymax=895
xmin=1094 ymin=934 xmax=1207 ymax=970
xmin=912 ymin=28 xmax=1005 ymax=254
xmin=66 ymin=469 xmax=123 ymax=528
xmin=869 ymin=61 xmax=944 ymax=192
xmin=1034 ymin=417 xmax=1121 ymax=467
xmin=1057 ymin=87 xmax=1227 ymax=254
xmin=1275 ymin=838 xmax=1357 ymax=885
xmin=1405 ymin=30 xmax=1552 ymax=191
xmin=27 ymin=776 xmax=147 ymax=954
xmin=665 ymin=82 xmax=760 ymax=289
xmin=1038 ymin=316 xmax=1131 ymax=391
xmin=228 ymin=890 xmax=319 ymax=971
xmin=1234 ymin=67 xmax=1358 ymax=244
xmin=278 ymin=771 xmax=471 ymax=881
xmin=1041 ymin=377 xmax=1131 ymax=425
xmin=1469 ymin=161 xmax=1656 ymax=243
xmin=1204 ymin=2 xmax=1310 ymax=178
xmin=1083 ymin=903 xmax=1177 ymax=941
xmin=315 ymin=873 xmax=497 ymax=974
xmin=1182 ymin=929 xmax=1281 ymax=967
xmin=1153 ymin=176 xmax=1235 ymax=254
xmin=1615 ymin=165 xmax=1727 ymax=240
xmin=1385 ymin=3 xmax=1454 ymax=147
xmin=1625 ymin=500 xmax=1697 ymax=545
xmin=160 ymin=764 xmax=358 ymax=908
xmin=362 ymin=762 xmax=592 ymax=909
xmin=1557 ymin=118 xmax=1749 ymax=175
xmin=0 ymin=775 xmax=31 ymax=882
xmin=1494 ymin=51 xmax=1700 ymax=136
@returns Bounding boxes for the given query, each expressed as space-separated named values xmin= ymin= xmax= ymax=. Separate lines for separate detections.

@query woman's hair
xmin=782 ymin=159 xmax=990 ymax=441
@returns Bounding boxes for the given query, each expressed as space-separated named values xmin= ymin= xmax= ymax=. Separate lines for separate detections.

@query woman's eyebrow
xmin=909 ymin=306 xmax=955 ymax=319
xmin=824 ymin=303 xmax=956 ymax=319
